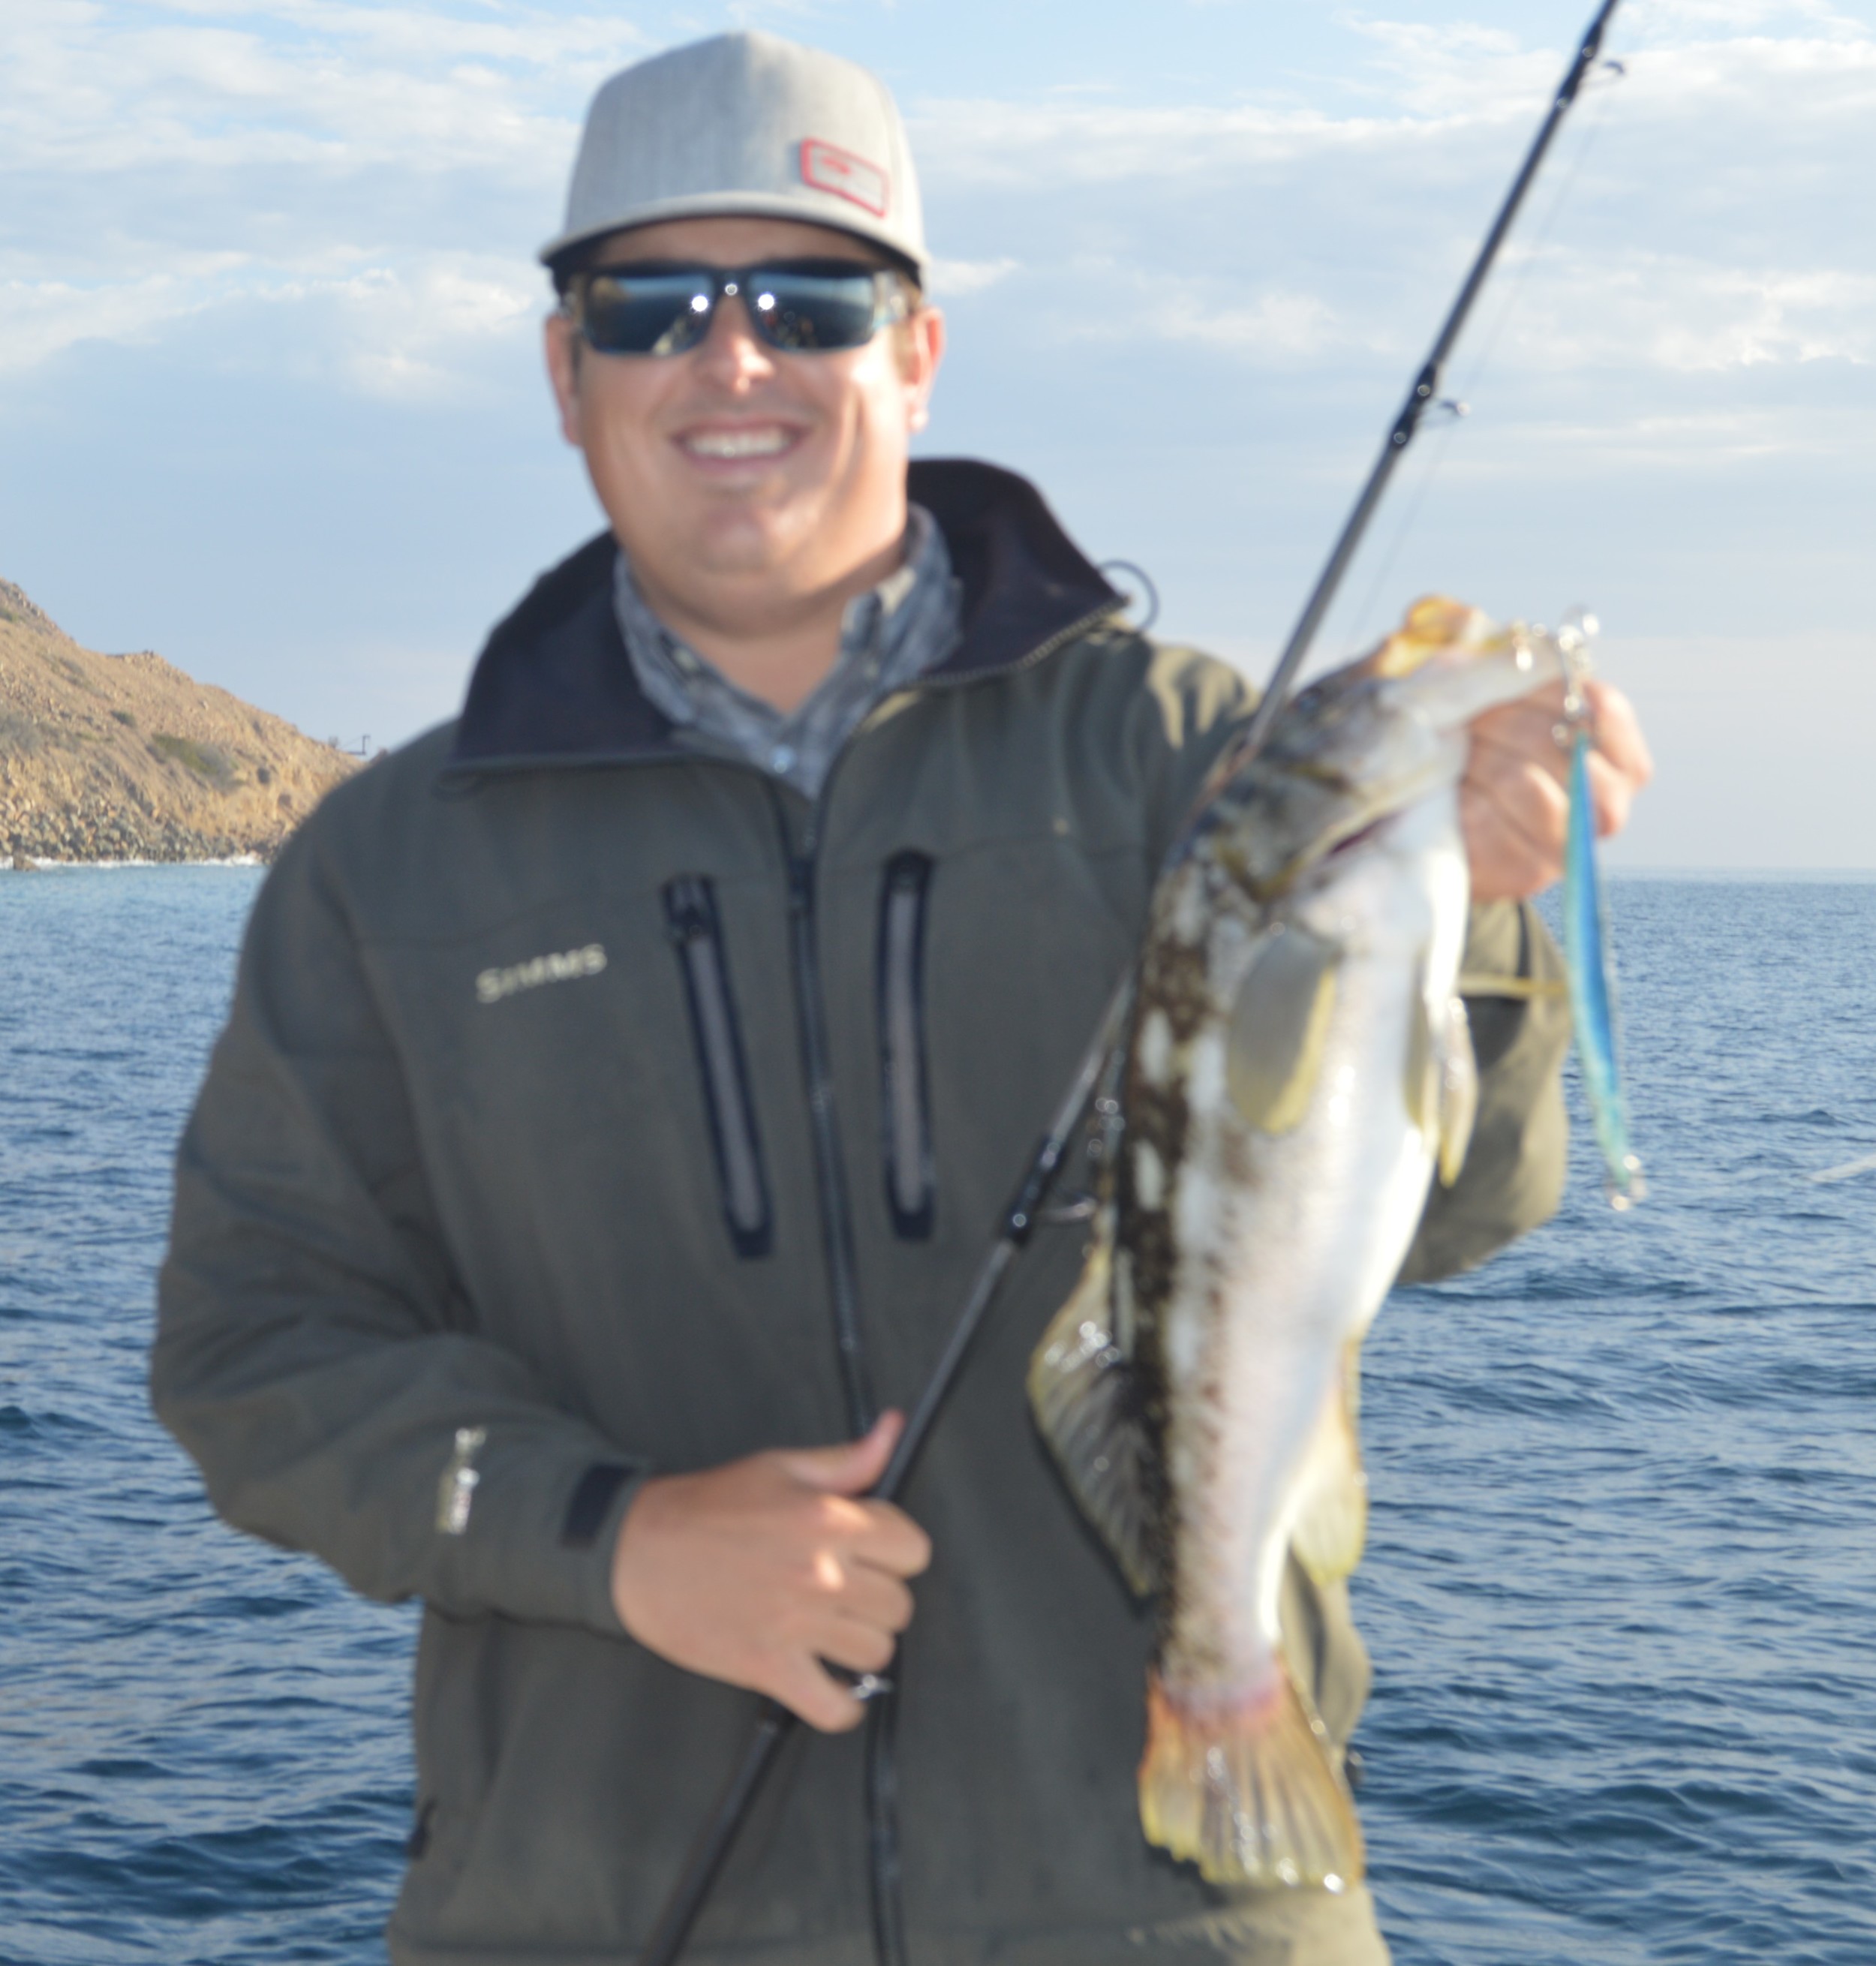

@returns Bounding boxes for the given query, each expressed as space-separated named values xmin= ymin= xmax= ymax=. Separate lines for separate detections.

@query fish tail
xmin=1138 ymin=1668 xmax=1363 ymax=1891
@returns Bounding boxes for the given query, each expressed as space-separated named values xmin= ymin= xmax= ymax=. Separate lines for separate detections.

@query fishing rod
xmin=636 ymin=5 xmax=1623 ymax=1959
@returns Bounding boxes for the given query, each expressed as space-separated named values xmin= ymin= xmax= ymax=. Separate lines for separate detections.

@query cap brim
xmin=539 ymin=191 xmax=928 ymax=278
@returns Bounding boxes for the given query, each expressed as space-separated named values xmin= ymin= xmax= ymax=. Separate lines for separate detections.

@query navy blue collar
xmin=446 ymin=458 xmax=1120 ymax=772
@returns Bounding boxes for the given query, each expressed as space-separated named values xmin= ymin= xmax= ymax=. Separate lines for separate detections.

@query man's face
xmin=543 ymin=215 xmax=945 ymax=628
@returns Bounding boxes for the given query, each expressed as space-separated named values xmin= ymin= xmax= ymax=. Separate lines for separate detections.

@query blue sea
xmin=2 ymin=867 xmax=1872 ymax=1964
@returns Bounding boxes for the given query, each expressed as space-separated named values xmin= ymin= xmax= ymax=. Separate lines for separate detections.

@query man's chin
xmin=679 ymin=501 xmax=825 ymax=580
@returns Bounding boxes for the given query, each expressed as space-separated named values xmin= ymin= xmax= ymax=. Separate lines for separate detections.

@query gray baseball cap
xmin=541 ymin=32 xmax=927 ymax=278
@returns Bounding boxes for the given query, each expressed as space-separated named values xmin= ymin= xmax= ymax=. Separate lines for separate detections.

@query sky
xmin=2 ymin=0 xmax=1871 ymax=867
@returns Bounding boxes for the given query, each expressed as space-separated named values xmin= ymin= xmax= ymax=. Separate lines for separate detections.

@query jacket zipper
xmin=877 ymin=852 xmax=936 ymax=1240
xmin=776 ymin=817 xmax=875 ymax=1436
xmin=768 ymin=786 xmax=912 ymax=1966
xmin=663 ymin=876 xmax=774 ymax=1259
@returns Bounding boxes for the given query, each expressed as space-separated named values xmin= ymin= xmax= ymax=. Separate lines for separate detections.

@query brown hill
xmin=0 ymin=579 xmax=360 ymax=865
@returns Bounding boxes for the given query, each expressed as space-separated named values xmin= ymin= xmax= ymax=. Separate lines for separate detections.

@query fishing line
xmin=1336 ymin=54 xmax=1624 ymax=661
xmin=1336 ymin=404 xmax=1465 ymax=662
xmin=1446 ymin=59 xmax=1621 ymax=417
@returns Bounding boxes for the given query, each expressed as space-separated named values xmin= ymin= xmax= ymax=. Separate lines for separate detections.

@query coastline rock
xmin=0 ymin=579 xmax=360 ymax=864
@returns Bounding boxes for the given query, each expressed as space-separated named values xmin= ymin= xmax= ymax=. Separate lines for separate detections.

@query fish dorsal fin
xmin=1027 ymin=1205 xmax=1162 ymax=1597
xmin=1289 ymin=1342 xmax=1369 ymax=1586
xmin=1226 ymin=924 xmax=1342 ymax=1135
xmin=1436 ymin=994 xmax=1478 ymax=1187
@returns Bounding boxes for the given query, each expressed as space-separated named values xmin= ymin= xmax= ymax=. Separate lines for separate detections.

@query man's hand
xmin=1463 ymin=677 xmax=1654 ymax=903
xmin=609 ymin=1410 xmax=931 ymax=1733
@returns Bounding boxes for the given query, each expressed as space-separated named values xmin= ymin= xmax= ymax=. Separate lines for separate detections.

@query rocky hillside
xmin=1 ymin=579 xmax=359 ymax=864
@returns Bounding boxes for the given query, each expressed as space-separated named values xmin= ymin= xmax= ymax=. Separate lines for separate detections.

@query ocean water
xmin=2 ymin=867 xmax=1872 ymax=1964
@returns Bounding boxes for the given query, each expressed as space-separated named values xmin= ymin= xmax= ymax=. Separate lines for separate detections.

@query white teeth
xmin=684 ymin=427 xmax=792 ymax=459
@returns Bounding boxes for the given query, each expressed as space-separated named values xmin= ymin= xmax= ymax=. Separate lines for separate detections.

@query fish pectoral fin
xmin=1457 ymin=970 xmax=1567 ymax=1002
xmin=1226 ymin=925 xmax=1342 ymax=1135
xmin=1289 ymin=1367 xmax=1369 ymax=1587
xmin=1139 ymin=1668 xmax=1364 ymax=1890
xmin=1027 ymin=1207 xmax=1161 ymax=1597
xmin=1436 ymin=993 xmax=1478 ymax=1188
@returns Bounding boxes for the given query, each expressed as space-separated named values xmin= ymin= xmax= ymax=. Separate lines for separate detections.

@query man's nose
xmin=692 ymin=292 xmax=776 ymax=383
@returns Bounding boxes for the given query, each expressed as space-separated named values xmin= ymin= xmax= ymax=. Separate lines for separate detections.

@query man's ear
xmin=903 ymin=305 xmax=945 ymax=434
xmin=544 ymin=311 xmax=583 ymax=446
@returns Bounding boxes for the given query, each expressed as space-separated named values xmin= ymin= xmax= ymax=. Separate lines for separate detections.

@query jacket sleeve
xmin=1127 ymin=641 xmax=1571 ymax=1285
xmin=151 ymin=825 xmax=641 ymax=1637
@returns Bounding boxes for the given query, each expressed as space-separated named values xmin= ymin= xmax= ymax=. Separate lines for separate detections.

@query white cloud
xmin=0 ymin=0 xmax=633 ymax=383
xmin=1054 ymin=268 xmax=1363 ymax=362
xmin=0 ymin=268 xmax=230 ymax=374
xmin=1432 ymin=252 xmax=1876 ymax=378
xmin=925 ymin=256 xmax=1020 ymax=297
xmin=0 ymin=1 xmax=647 ymax=182
xmin=909 ymin=98 xmax=1406 ymax=186
xmin=1336 ymin=16 xmax=1559 ymax=118
xmin=274 ymin=255 xmax=544 ymax=401
xmin=2 ymin=0 xmax=1871 ymax=430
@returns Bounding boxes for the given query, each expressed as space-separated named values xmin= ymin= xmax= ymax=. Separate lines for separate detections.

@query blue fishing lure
xmin=1556 ymin=614 xmax=1645 ymax=1209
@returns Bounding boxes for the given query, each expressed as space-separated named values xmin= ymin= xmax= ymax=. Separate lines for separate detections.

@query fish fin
xmin=1436 ymin=994 xmax=1478 ymax=1188
xmin=1403 ymin=981 xmax=1478 ymax=1187
xmin=1027 ymin=1208 xmax=1162 ymax=1596
xmin=1289 ymin=1366 xmax=1368 ymax=1586
xmin=1402 ymin=963 xmax=1437 ymax=1139
xmin=1227 ymin=926 xmax=1342 ymax=1135
xmin=1139 ymin=1668 xmax=1364 ymax=1890
xmin=1456 ymin=970 xmax=1567 ymax=1002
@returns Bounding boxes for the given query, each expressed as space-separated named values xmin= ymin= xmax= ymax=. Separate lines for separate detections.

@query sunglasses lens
xmin=580 ymin=272 xmax=714 ymax=356
xmin=744 ymin=270 xmax=883 ymax=351
xmin=576 ymin=265 xmax=894 ymax=356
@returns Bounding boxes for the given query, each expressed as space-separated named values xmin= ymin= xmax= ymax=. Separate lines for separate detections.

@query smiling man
xmin=153 ymin=29 xmax=1650 ymax=1966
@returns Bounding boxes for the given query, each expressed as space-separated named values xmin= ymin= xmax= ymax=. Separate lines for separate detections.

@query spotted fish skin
xmin=1030 ymin=600 xmax=1551 ymax=1892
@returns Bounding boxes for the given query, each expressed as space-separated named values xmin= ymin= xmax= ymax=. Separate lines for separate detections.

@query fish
xmin=1556 ymin=613 xmax=1646 ymax=1208
xmin=1028 ymin=597 xmax=1553 ymax=1894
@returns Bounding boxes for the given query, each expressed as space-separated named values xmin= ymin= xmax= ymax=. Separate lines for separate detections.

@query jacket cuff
xmin=563 ymin=1459 xmax=648 ymax=1640
xmin=431 ymin=1433 xmax=648 ymax=1639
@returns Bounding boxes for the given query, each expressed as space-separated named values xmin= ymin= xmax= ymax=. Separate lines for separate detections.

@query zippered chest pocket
xmin=663 ymin=876 xmax=773 ymax=1258
xmin=877 ymin=851 xmax=936 ymax=1240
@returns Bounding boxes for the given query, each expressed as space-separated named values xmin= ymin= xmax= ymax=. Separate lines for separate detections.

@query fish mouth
xmin=1360 ymin=597 xmax=1505 ymax=681
xmin=1357 ymin=596 xmax=1543 ymax=729
xmin=1321 ymin=813 xmax=1392 ymax=862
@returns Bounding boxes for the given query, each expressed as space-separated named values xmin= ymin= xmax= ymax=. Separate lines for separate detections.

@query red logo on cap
xmin=799 ymin=139 xmax=888 ymax=218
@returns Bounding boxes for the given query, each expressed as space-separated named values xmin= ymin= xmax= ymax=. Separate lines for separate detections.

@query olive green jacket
xmin=152 ymin=461 xmax=1568 ymax=1966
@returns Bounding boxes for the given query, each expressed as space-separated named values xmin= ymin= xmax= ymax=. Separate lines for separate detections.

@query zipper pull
xmin=666 ymin=875 xmax=708 ymax=942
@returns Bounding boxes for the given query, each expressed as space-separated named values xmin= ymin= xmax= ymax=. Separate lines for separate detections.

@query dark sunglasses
xmin=570 ymin=259 xmax=913 ymax=358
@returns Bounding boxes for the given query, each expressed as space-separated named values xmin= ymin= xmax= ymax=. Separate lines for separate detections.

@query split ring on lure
xmin=1554 ymin=609 xmax=1646 ymax=1209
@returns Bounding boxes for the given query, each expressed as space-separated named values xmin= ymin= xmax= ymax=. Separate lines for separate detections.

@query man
xmin=153 ymin=29 xmax=1652 ymax=1966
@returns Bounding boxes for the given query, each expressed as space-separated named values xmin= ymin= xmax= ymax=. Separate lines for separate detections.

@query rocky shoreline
xmin=5 ymin=802 xmax=272 ymax=867
xmin=2 ymin=579 xmax=359 ymax=866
